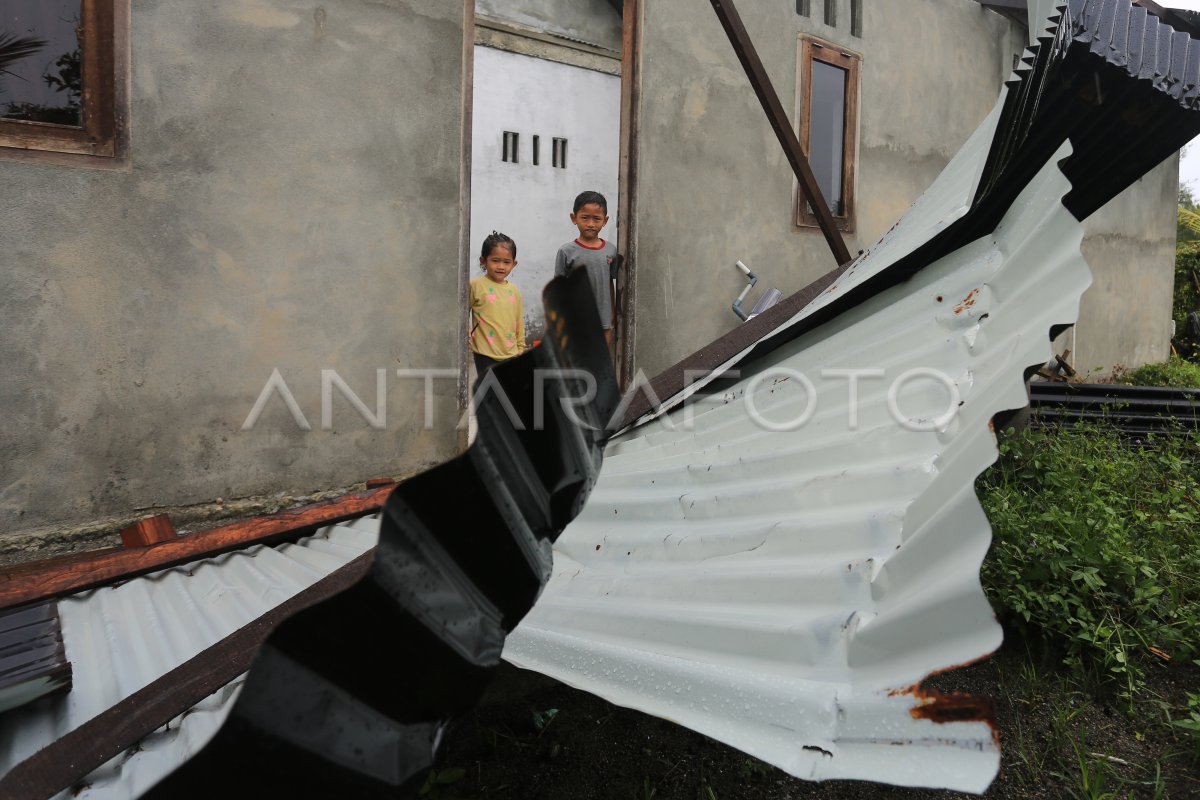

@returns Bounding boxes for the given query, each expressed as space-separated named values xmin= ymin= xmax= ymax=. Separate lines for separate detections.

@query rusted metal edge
xmin=886 ymin=654 xmax=1001 ymax=748
xmin=0 ymin=552 xmax=374 ymax=800
xmin=708 ymin=0 xmax=852 ymax=267
xmin=0 ymin=484 xmax=394 ymax=611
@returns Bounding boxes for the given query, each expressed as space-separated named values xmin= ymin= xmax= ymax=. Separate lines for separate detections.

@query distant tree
xmin=1179 ymin=205 xmax=1200 ymax=244
xmin=1181 ymin=182 xmax=1197 ymax=211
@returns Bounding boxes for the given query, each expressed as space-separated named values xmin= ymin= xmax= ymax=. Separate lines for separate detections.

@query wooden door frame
xmin=456 ymin=0 xmax=476 ymax=452
xmin=613 ymin=0 xmax=642 ymax=392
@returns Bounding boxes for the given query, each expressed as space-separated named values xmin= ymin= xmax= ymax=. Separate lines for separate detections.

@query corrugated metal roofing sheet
xmin=506 ymin=1 xmax=1200 ymax=793
xmin=0 ymin=516 xmax=379 ymax=799
xmin=507 ymin=147 xmax=1085 ymax=793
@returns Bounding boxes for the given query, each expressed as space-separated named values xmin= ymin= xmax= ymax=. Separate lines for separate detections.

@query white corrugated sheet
xmin=622 ymin=85 xmax=1007 ymax=426
xmin=506 ymin=133 xmax=1089 ymax=792
xmin=0 ymin=515 xmax=380 ymax=799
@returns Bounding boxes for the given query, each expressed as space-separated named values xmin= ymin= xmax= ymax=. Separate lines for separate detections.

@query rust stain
xmin=906 ymin=691 xmax=995 ymax=725
xmin=886 ymin=654 xmax=1000 ymax=747
xmin=953 ymin=288 xmax=980 ymax=315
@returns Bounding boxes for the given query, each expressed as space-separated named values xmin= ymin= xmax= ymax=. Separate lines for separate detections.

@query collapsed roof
xmin=2 ymin=0 xmax=1199 ymax=796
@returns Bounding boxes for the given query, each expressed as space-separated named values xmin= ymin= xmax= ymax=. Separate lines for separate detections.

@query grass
xmin=1116 ymin=355 xmax=1200 ymax=388
xmin=979 ymin=423 xmax=1200 ymax=705
xmin=978 ymin=422 xmax=1200 ymax=793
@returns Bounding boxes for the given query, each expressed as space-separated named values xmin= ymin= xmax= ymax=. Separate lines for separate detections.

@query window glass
xmin=810 ymin=59 xmax=846 ymax=215
xmin=1 ymin=0 xmax=83 ymax=126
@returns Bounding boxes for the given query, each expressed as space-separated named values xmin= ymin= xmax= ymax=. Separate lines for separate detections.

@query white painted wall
xmin=470 ymin=45 xmax=621 ymax=340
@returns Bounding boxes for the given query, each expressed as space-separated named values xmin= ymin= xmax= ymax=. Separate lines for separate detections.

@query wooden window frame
xmin=0 ymin=0 xmax=129 ymax=166
xmin=795 ymin=35 xmax=859 ymax=233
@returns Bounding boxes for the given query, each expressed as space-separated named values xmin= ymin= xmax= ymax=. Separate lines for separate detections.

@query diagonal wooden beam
xmin=708 ymin=0 xmax=852 ymax=266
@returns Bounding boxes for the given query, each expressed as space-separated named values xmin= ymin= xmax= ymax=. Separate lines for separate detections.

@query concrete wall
xmin=1072 ymin=156 xmax=1179 ymax=374
xmin=629 ymin=0 xmax=1038 ymax=377
xmin=476 ymin=0 xmax=621 ymax=51
xmin=470 ymin=45 xmax=621 ymax=340
xmin=0 ymin=0 xmax=469 ymax=548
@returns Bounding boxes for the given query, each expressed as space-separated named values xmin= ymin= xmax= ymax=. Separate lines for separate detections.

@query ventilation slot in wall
xmin=552 ymin=137 xmax=568 ymax=169
xmin=503 ymin=131 xmax=519 ymax=164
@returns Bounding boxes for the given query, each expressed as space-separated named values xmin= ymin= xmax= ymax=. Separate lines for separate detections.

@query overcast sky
xmin=1164 ymin=2 xmax=1200 ymax=192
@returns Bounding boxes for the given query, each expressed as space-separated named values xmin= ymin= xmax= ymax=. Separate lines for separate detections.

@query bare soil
xmin=428 ymin=636 xmax=1200 ymax=800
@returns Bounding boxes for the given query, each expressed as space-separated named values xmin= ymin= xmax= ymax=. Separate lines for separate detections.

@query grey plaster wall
xmin=629 ymin=0 xmax=1174 ymax=379
xmin=476 ymin=0 xmax=622 ymax=51
xmin=1074 ymin=156 xmax=1179 ymax=374
xmin=0 ymin=0 xmax=469 ymax=540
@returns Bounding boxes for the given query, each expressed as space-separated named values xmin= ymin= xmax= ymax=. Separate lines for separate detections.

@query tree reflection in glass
xmin=1 ymin=1 xmax=82 ymax=126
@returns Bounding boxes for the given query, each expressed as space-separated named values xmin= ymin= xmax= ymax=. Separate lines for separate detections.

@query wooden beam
xmin=0 ymin=484 xmax=394 ymax=610
xmin=708 ymin=0 xmax=852 ymax=266
xmin=118 ymin=514 xmax=177 ymax=548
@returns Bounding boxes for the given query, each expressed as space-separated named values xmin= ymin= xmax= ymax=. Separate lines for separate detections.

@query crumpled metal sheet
xmin=507 ymin=147 xmax=1084 ymax=794
xmin=505 ymin=0 xmax=1199 ymax=793
xmin=0 ymin=516 xmax=379 ymax=799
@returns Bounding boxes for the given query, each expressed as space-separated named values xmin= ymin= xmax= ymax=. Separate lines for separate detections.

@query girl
xmin=470 ymin=232 xmax=526 ymax=384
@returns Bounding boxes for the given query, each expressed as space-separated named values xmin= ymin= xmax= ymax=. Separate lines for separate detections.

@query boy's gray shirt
xmin=554 ymin=239 xmax=617 ymax=329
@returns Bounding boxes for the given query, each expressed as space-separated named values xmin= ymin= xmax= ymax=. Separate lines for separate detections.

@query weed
xmin=1173 ymin=242 xmax=1200 ymax=338
xmin=979 ymin=424 xmax=1200 ymax=707
xmin=736 ymin=758 xmax=771 ymax=780
xmin=635 ymin=777 xmax=657 ymax=800
xmin=1172 ymin=692 xmax=1200 ymax=758
xmin=419 ymin=766 xmax=466 ymax=799
xmin=1116 ymin=355 xmax=1200 ymax=388
xmin=697 ymin=761 xmax=718 ymax=800
xmin=1063 ymin=732 xmax=1117 ymax=800
xmin=532 ymin=707 xmax=559 ymax=736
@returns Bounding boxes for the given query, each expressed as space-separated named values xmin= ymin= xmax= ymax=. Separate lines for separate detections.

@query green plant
xmin=532 ymin=706 xmax=559 ymax=735
xmin=697 ymin=761 xmax=718 ymax=800
xmin=418 ymin=766 xmax=466 ymax=799
xmin=1174 ymin=241 xmax=1200 ymax=359
xmin=635 ymin=777 xmax=657 ymax=800
xmin=979 ymin=424 xmax=1200 ymax=706
xmin=1117 ymin=355 xmax=1200 ymax=388
xmin=1063 ymin=733 xmax=1118 ymax=800
xmin=1173 ymin=692 xmax=1200 ymax=758
xmin=736 ymin=758 xmax=771 ymax=780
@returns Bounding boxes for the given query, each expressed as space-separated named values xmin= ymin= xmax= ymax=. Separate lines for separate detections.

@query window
xmin=502 ymin=130 xmax=519 ymax=163
xmin=532 ymin=134 xmax=540 ymax=166
xmin=796 ymin=0 xmax=811 ymax=16
xmin=851 ymin=0 xmax=862 ymax=37
xmin=0 ymin=0 xmax=128 ymax=164
xmin=552 ymin=137 xmax=567 ymax=169
xmin=795 ymin=36 xmax=859 ymax=232
xmin=824 ymin=0 xmax=838 ymax=27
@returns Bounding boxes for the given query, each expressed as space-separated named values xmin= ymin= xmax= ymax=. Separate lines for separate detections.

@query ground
xmin=425 ymin=637 xmax=1200 ymax=799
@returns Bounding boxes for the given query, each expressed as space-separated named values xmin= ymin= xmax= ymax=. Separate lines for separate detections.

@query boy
xmin=555 ymin=190 xmax=617 ymax=346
